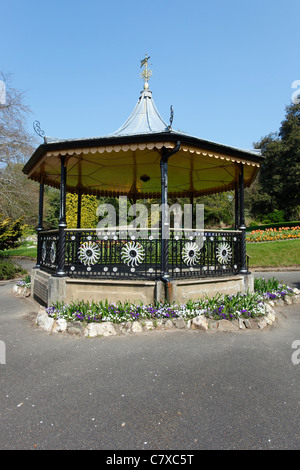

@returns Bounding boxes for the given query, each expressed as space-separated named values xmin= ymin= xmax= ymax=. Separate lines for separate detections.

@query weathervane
xmin=33 ymin=120 xmax=46 ymax=141
xmin=169 ymin=105 xmax=174 ymax=129
xmin=140 ymin=54 xmax=152 ymax=88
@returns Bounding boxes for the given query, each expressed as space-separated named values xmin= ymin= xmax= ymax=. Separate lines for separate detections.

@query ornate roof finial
xmin=140 ymin=53 xmax=152 ymax=89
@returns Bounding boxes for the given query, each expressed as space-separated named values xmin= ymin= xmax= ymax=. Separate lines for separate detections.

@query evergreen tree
xmin=66 ymin=194 xmax=98 ymax=228
xmin=247 ymin=103 xmax=300 ymax=221
xmin=0 ymin=215 xmax=25 ymax=251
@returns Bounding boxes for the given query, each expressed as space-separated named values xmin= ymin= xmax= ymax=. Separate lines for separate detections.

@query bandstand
xmin=23 ymin=57 xmax=263 ymax=307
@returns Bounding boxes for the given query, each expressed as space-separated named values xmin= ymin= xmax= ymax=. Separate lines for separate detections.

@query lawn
xmin=246 ymin=239 xmax=300 ymax=267
xmin=5 ymin=244 xmax=37 ymax=258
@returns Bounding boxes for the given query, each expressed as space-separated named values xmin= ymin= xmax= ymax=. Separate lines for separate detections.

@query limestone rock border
xmin=12 ymin=284 xmax=31 ymax=298
xmin=34 ymin=291 xmax=300 ymax=338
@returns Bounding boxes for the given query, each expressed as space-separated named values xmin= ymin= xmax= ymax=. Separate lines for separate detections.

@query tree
xmin=0 ymin=73 xmax=38 ymax=226
xmin=0 ymin=162 xmax=40 ymax=225
xmin=0 ymin=72 xmax=35 ymax=164
xmin=195 ymin=193 xmax=234 ymax=227
xmin=66 ymin=194 xmax=99 ymax=228
xmin=0 ymin=215 xmax=25 ymax=251
xmin=43 ymin=188 xmax=60 ymax=229
xmin=247 ymin=103 xmax=300 ymax=221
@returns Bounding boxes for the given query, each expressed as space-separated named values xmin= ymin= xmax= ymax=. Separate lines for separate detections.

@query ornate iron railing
xmin=65 ymin=229 xmax=161 ymax=279
xmin=38 ymin=230 xmax=59 ymax=273
xmin=38 ymin=228 xmax=243 ymax=279
xmin=169 ymin=229 xmax=241 ymax=278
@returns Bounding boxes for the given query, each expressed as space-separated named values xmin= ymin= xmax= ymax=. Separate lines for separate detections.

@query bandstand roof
xmin=23 ymin=58 xmax=263 ymax=199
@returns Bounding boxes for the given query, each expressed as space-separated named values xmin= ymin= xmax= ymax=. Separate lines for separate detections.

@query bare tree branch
xmin=0 ymin=72 xmax=36 ymax=165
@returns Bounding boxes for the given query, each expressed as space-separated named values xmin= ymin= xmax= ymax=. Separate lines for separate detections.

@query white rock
xmin=217 ymin=320 xmax=238 ymax=332
xmin=244 ymin=318 xmax=252 ymax=328
xmin=164 ymin=319 xmax=174 ymax=330
xmin=24 ymin=287 xmax=31 ymax=297
xmin=265 ymin=311 xmax=275 ymax=325
xmin=143 ymin=320 xmax=154 ymax=330
xmin=118 ymin=321 xmax=132 ymax=334
xmin=52 ymin=318 xmax=67 ymax=333
xmin=85 ymin=322 xmax=116 ymax=337
xmin=265 ymin=303 xmax=275 ymax=315
xmin=36 ymin=311 xmax=54 ymax=333
xmin=257 ymin=318 xmax=268 ymax=329
xmin=192 ymin=315 xmax=208 ymax=330
xmin=131 ymin=322 xmax=143 ymax=333
xmin=154 ymin=319 xmax=164 ymax=329
xmin=293 ymin=295 xmax=300 ymax=304
xmin=173 ymin=317 xmax=186 ymax=329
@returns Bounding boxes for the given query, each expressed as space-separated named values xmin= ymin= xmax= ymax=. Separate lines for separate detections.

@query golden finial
xmin=140 ymin=54 xmax=152 ymax=89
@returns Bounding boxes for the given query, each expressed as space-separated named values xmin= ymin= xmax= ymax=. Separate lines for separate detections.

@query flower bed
xmin=16 ymin=276 xmax=31 ymax=289
xmin=246 ymin=226 xmax=300 ymax=243
xmin=45 ymin=277 xmax=294 ymax=325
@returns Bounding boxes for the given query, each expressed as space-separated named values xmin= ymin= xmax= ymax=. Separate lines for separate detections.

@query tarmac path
xmin=0 ymin=277 xmax=300 ymax=451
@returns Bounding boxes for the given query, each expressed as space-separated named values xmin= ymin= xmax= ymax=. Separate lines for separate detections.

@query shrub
xmin=262 ymin=210 xmax=285 ymax=224
xmin=0 ymin=258 xmax=26 ymax=280
xmin=0 ymin=215 xmax=25 ymax=251
xmin=246 ymin=221 xmax=300 ymax=232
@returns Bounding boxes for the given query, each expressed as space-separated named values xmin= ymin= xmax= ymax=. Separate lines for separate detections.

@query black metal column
xmin=160 ymin=142 xmax=181 ymax=281
xmin=160 ymin=150 xmax=169 ymax=280
xmin=35 ymin=178 xmax=44 ymax=269
xmin=56 ymin=156 xmax=67 ymax=276
xmin=239 ymin=164 xmax=247 ymax=273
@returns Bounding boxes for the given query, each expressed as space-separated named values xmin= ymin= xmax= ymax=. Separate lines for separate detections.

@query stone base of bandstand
xmin=31 ymin=268 xmax=254 ymax=307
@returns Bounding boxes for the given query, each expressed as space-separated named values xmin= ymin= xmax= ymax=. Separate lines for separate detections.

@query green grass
xmin=5 ymin=241 xmax=37 ymax=258
xmin=247 ymin=239 xmax=300 ymax=267
xmin=5 ymin=237 xmax=300 ymax=267
xmin=6 ymin=247 xmax=37 ymax=258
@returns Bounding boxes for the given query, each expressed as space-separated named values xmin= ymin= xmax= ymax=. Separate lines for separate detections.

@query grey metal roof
xmin=40 ymin=82 xmax=261 ymax=159
xmin=107 ymin=85 xmax=169 ymax=137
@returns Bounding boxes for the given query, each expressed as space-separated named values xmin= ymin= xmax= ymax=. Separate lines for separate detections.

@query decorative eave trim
xmin=22 ymin=131 xmax=263 ymax=176
xmin=42 ymin=141 xmax=261 ymax=168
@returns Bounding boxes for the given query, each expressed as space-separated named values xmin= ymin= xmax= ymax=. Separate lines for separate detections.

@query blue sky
xmin=2 ymin=0 xmax=299 ymax=151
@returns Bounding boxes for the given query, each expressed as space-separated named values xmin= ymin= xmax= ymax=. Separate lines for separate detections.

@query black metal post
xmin=160 ymin=142 xmax=181 ymax=281
xmin=35 ymin=178 xmax=44 ymax=269
xmin=160 ymin=151 xmax=169 ymax=279
xmin=56 ymin=155 xmax=67 ymax=276
xmin=239 ymin=164 xmax=247 ymax=273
